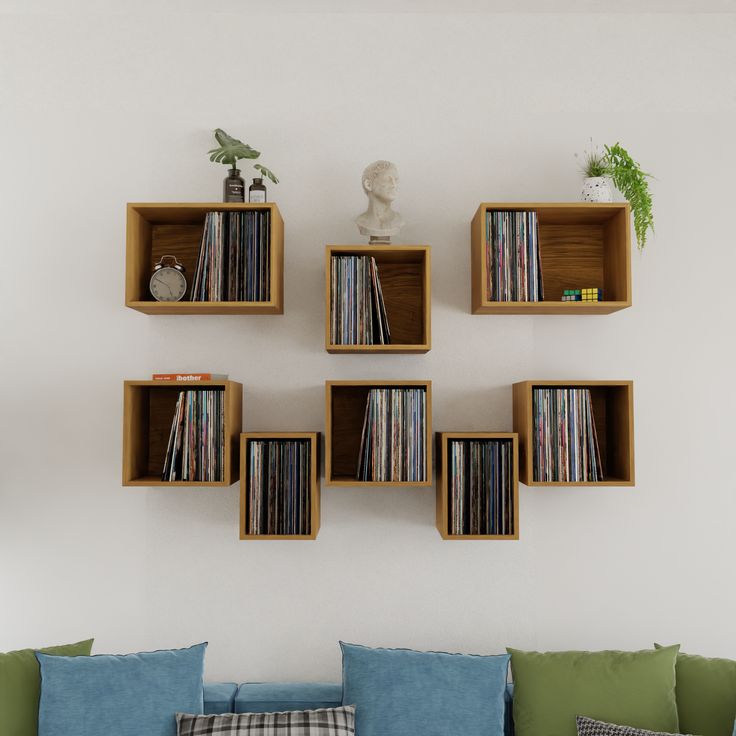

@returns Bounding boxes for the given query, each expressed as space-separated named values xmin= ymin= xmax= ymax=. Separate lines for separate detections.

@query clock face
xmin=150 ymin=267 xmax=187 ymax=302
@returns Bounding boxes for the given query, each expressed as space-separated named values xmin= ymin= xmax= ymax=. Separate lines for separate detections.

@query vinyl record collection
xmin=532 ymin=387 xmax=603 ymax=482
xmin=448 ymin=439 xmax=514 ymax=536
xmin=162 ymin=389 xmax=224 ymax=482
xmin=357 ymin=387 xmax=426 ymax=482
xmin=330 ymin=255 xmax=391 ymax=345
xmin=486 ymin=210 xmax=544 ymax=301
xmin=191 ymin=210 xmax=270 ymax=301
xmin=247 ymin=439 xmax=311 ymax=535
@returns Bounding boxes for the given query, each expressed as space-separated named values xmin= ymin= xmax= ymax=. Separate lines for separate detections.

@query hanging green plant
xmin=577 ymin=141 xmax=654 ymax=250
xmin=604 ymin=143 xmax=654 ymax=250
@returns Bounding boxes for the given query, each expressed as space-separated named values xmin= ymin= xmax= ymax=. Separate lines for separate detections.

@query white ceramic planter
xmin=581 ymin=176 xmax=613 ymax=202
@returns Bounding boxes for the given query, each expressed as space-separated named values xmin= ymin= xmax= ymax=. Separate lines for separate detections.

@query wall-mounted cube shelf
xmin=512 ymin=380 xmax=635 ymax=486
xmin=436 ymin=432 xmax=519 ymax=540
xmin=325 ymin=245 xmax=431 ymax=353
xmin=325 ymin=380 xmax=432 ymax=486
xmin=239 ymin=432 xmax=321 ymax=540
xmin=471 ymin=203 xmax=631 ymax=314
xmin=122 ymin=379 xmax=242 ymax=486
xmin=125 ymin=203 xmax=284 ymax=314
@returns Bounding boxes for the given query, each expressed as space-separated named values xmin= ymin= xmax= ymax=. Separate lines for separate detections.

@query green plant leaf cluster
xmin=604 ymin=143 xmax=654 ymax=250
xmin=583 ymin=153 xmax=609 ymax=178
xmin=208 ymin=128 xmax=280 ymax=185
xmin=208 ymin=129 xmax=260 ymax=167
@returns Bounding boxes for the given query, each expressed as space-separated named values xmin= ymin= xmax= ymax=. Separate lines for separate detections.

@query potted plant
xmin=578 ymin=141 xmax=654 ymax=250
xmin=208 ymin=128 xmax=279 ymax=203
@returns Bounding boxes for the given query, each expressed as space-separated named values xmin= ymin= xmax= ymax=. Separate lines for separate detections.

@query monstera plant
xmin=208 ymin=128 xmax=279 ymax=184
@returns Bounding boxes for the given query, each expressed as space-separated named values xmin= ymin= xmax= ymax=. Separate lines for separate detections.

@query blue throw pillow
xmin=340 ymin=641 xmax=510 ymax=736
xmin=36 ymin=642 xmax=206 ymax=736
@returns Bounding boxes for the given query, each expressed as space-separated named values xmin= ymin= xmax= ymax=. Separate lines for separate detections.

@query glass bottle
xmin=249 ymin=177 xmax=267 ymax=203
xmin=223 ymin=168 xmax=245 ymax=203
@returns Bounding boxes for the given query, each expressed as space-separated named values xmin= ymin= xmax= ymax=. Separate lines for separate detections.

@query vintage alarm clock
xmin=150 ymin=255 xmax=187 ymax=302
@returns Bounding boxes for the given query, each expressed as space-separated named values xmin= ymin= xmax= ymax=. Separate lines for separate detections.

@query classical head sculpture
xmin=355 ymin=160 xmax=405 ymax=243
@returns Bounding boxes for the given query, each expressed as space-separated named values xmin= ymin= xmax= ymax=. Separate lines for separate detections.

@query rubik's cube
xmin=562 ymin=288 xmax=603 ymax=302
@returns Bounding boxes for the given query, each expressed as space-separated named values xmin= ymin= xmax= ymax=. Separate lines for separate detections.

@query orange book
xmin=152 ymin=373 xmax=228 ymax=382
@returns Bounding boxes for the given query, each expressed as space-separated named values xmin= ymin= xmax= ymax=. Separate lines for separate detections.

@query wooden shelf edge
xmin=472 ymin=301 xmax=630 ymax=315
xmin=520 ymin=480 xmax=634 ymax=487
xmin=240 ymin=534 xmax=319 ymax=541
xmin=326 ymin=344 xmax=430 ymax=354
xmin=127 ymin=300 xmax=282 ymax=315
xmin=439 ymin=533 xmax=520 ymax=541
xmin=123 ymin=479 xmax=235 ymax=487
xmin=326 ymin=479 xmax=432 ymax=487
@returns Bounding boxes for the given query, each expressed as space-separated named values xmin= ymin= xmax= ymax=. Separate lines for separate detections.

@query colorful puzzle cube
xmin=581 ymin=288 xmax=603 ymax=302
xmin=562 ymin=289 xmax=581 ymax=302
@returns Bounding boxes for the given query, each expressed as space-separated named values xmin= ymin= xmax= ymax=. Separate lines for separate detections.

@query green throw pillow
xmin=655 ymin=643 xmax=736 ymax=736
xmin=508 ymin=645 xmax=680 ymax=736
xmin=0 ymin=638 xmax=93 ymax=736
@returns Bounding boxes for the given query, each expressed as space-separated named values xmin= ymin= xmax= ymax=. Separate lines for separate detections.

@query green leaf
xmin=254 ymin=164 xmax=279 ymax=184
xmin=604 ymin=142 xmax=654 ymax=250
xmin=208 ymin=128 xmax=260 ymax=167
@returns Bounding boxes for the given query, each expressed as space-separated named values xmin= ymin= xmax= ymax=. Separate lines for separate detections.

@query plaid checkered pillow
xmin=576 ymin=716 xmax=695 ymax=736
xmin=176 ymin=705 xmax=355 ymax=736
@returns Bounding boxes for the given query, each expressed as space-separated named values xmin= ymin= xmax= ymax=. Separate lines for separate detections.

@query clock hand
xmin=154 ymin=275 xmax=174 ymax=297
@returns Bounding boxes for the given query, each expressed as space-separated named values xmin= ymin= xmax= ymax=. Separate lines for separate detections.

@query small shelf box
xmin=125 ymin=203 xmax=284 ymax=314
xmin=436 ymin=432 xmax=519 ymax=540
xmin=325 ymin=245 xmax=431 ymax=353
xmin=239 ymin=432 xmax=321 ymax=540
xmin=512 ymin=380 xmax=635 ymax=486
xmin=325 ymin=380 xmax=432 ymax=486
xmin=122 ymin=379 xmax=242 ymax=487
xmin=471 ymin=203 xmax=631 ymax=314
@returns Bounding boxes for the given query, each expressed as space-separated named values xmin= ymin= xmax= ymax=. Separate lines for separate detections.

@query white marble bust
xmin=355 ymin=160 xmax=405 ymax=243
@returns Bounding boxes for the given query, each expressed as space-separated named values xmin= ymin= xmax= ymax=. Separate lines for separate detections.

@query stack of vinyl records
xmin=330 ymin=255 xmax=391 ymax=345
xmin=191 ymin=210 xmax=270 ymax=301
xmin=357 ymin=387 xmax=426 ymax=482
xmin=533 ymin=387 xmax=603 ymax=482
xmin=162 ymin=389 xmax=224 ymax=482
xmin=247 ymin=439 xmax=311 ymax=535
xmin=448 ymin=439 xmax=514 ymax=535
xmin=486 ymin=210 xmax=543 ymax=301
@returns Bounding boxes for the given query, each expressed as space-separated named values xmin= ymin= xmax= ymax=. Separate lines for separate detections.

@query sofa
xmin=204 ymin=681 xmax=516 ymax=734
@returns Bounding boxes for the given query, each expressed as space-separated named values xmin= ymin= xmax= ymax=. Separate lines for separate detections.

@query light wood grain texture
xmin=325 ymin=380 xmax=432 ymax=486
xmin=471 ymin=203 xmax=632 ymax=314
xmin=512 ymin=380 xmax=635 ymax=486
xmin=239 ymin=432 xmax=320 ymax=540
xmin=325 ymin=245 xmax=431 ymax=353
xmin=125 ymin=203 xmax=284 ymax=314
xmin=122 ymin=380 xmax=242 ymax=487
xmin=435 ymin=432 xmax=519 ymax=540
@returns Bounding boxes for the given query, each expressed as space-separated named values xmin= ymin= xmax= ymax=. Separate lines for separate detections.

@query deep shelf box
xmin=126 ymin=202 xmax=284 ymax=314
xmin=471 ymin=203 xmax=631 ymax=314
xmin=122 ymin=379 xmax=242 ymax=487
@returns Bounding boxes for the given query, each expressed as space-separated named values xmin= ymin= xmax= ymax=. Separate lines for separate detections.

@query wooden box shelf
xmin=126 ymin=203 xmax=284 ymax=314
xmin=325 ymin=245 xmax=431 ymax=353
xmin=325 ymin=380 xmax=432 ymax=486
xmin=436 ymin=432 xmax=519 ymax=540
xmin=512 ymin=380 xmax=635 ymax=486
xmin=122 ymin=379 xmax=242 ymax=486
xmin=471 ymin=203 xmax=631 ymax=314
xmin=240 ymin=432 xmax=321 ymax=540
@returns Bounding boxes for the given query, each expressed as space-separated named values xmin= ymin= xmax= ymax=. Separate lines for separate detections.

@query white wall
xmin=1 ymin=1 xmax=735 ymax=681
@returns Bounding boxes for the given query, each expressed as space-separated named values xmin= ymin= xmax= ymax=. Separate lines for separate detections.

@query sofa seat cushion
xmin=235 ymin=682 xmax=343 ymax=713
xmin=204 ymin=682 xmax=238 ymax=714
